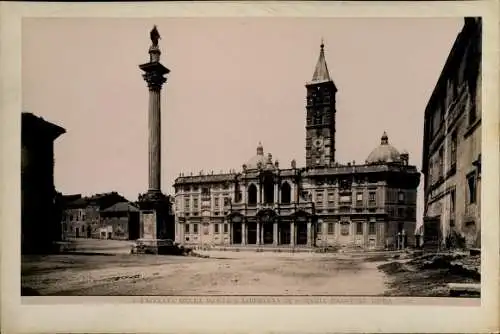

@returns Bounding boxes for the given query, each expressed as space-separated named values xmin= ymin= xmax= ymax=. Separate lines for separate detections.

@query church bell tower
xmin=305 ymin=41 xmax=337 ymax=168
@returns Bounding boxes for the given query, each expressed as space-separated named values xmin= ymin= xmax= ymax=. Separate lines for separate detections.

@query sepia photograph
xmin=2 ymin=1 xmax=499 ymax=333
xmin=20 ymin=15 xmax=482 ymax=298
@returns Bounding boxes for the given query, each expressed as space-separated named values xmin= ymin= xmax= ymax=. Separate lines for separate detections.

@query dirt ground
xmin=22 ymin=250 xmax=387 ymax=296
xmin=21 ymin=239 xmax=480 ymax=297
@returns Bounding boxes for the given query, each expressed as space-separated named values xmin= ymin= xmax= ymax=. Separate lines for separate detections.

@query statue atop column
xmin=150 ymin=25 xmax=161 ymax=47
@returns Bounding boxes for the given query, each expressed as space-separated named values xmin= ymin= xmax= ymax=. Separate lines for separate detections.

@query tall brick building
xmin=421 ymin=18 xmax=482 ymax=249
xmin=173 ymin=43 xmax=420 ymax=250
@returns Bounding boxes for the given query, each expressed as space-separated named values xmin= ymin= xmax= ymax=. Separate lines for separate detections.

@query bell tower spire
xmin=305 ymin=40 xmax=338 ymax=168
xmin=311 ymin=39 xmax=332 ymax=83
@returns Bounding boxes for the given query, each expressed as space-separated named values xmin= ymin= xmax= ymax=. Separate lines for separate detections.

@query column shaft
xmin=273 ymin=222 xmax=278 ymax=246
xmin=242 ymin=222 xmax=246 ymax=245
xmin=290 ymin=222 xmax=295 ymax=246
xmin=306 ymin=221 xmax=312 ymax=247
xmin=148 ymin=88 xmax=161 ymax=191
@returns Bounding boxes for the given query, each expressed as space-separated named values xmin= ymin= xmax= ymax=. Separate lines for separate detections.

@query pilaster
xmin=256 ymin=222 xmax=261 ymax=245
xmin=242 ymin=221 xmax=247 ymax=246
xmin=306 ymin=221 xmax=312 ymax=246
xmin=273 ymin=222 xmax=278 ymax=246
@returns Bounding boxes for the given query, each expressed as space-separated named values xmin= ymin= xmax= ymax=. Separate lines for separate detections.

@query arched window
xmin=281 ymin=182 xmax=291 ymax=204
xmin=314 ymin=111 xmax=322 ymax=125
xmin=248 ymin=184 xmax=257 ymax=206
xmin=264 ymin=175 xmax=274 ymax=204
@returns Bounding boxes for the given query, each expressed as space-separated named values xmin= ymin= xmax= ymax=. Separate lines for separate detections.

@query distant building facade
xmin=421 ymin=18 xmax=482 ymax=249
xmin=173 ymin=44 xmax=420 ymax=250
xmin=21 ymin=112 xmax=65 ymax=254
xmin=61 ymin=192 xmax=128 ymax=239
xmin=99 ymin=202 xmax=140 ymax=240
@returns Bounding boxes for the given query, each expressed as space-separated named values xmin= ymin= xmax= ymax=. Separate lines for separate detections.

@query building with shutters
xmin=421 ymin=18 xmax=482 ymax=250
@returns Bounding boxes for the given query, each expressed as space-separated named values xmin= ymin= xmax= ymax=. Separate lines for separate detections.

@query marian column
xmin=136 ymin=26 xmax=174 ymax=254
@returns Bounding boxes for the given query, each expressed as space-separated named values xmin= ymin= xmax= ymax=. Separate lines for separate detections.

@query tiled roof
xmin=101 ymin=202 xmax=139 ymax=213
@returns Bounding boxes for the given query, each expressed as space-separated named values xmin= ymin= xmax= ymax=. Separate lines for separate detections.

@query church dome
xmin=245 ymin=142 xmax=269 ymax=170
xmin=366 ymin=132 xmax=401 ymax=164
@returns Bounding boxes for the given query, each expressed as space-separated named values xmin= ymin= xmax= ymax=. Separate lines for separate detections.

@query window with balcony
xmin=328 ymin=192 xmax=335 ymax=203
xmin=450 ymin=131 xmax=457 ymax=168
xmin=214 ymin=224 xmax=219 ymax=233
xmin=356 ymin=222 xmax=363 ymax=235
xmin=438 ymin=147 xmax=444 ymax=179
xmin=356 ymin=193 xmax=363 ymax=202
xmin=467 ymin=173 xmax=477 ymax=204
xmin=398 ymin=191 xmax=405 ymax=203
xmin=201 ymin=187 xmax=210 ymax=196
xmin=369 ymin=222 xmax=376 ymax=235
xmin=327 ymin=223 xmax=334 ymax=234
xmin=450 ymin=189 xmax=456 ymax=214
xmin=184 ymin=224 xmax=190 ymax=234
xmin=281 ymin=182 xmax=291 ymax=204
xmin=193 ymin=198 xmax=198 ymax=209
xmin=193 ymin=223 xmax=198 ymax=234
xmin=184 ymin=197 xmax=190 ymax=210
xmin=339 ymin=194 xmax=351 ymax=204
xmin=316 ymin=192 xmax=324 ymax=204
xmin=340 ymin=222 xmax=349 ymax=236
xmin=398 ymin=208 xmax=405 ymax=217
xmin=214 ymin=197 xmax=220 ymax=209
xmin=469 ymin=104 xmax=477 ymax=126
xmin=316 ymin=223 xmax=322 ymax=234
xmin=223 ymin=197 xmax=230 ymax=207
xmin=369 ymin=192 xmax=376 ymax=202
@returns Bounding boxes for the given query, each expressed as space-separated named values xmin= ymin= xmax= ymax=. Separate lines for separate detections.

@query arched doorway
xmin=279 ymin=221 xmax=291 ymax=245
xmin=295 ymin=214 xmax=308 ymax=245
xmin=281 ymin=182 xmax=291 ymax=204
xmin=231 ymin=214 xmax=243 ymax=244
xmin=248 ymin=184 xmax=257 ymax=206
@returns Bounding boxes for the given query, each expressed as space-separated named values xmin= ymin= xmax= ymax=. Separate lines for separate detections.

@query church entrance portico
xmin=247 ymin=222 xmax=257 ymax=245
xmin=279 ymin=222 xmax=291 ymax=245
xmin=296 ymin=222 xmax=308 ymax=245
xmin=231 ymin=222 xmax=242 ymax=244
xmin=262 ymin=223 xmax=274 ymax=244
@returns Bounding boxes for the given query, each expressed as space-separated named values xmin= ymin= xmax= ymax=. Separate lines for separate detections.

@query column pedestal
xmin=135 ymin=191 xmax=174 ymax=254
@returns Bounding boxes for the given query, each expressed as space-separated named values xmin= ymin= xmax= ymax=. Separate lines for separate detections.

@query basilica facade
xmin=173 ymin=43 xmax=420 ymax=250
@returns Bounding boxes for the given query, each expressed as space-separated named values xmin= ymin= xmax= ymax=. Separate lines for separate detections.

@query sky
xmin=22 ymin=17 xmax=464 ymax=225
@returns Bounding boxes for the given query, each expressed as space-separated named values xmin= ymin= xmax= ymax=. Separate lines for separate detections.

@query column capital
xmin=142 ymin=72 xmax=167 ymax=91
xmin=139 ymin=61 xmax=170 ymax=91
